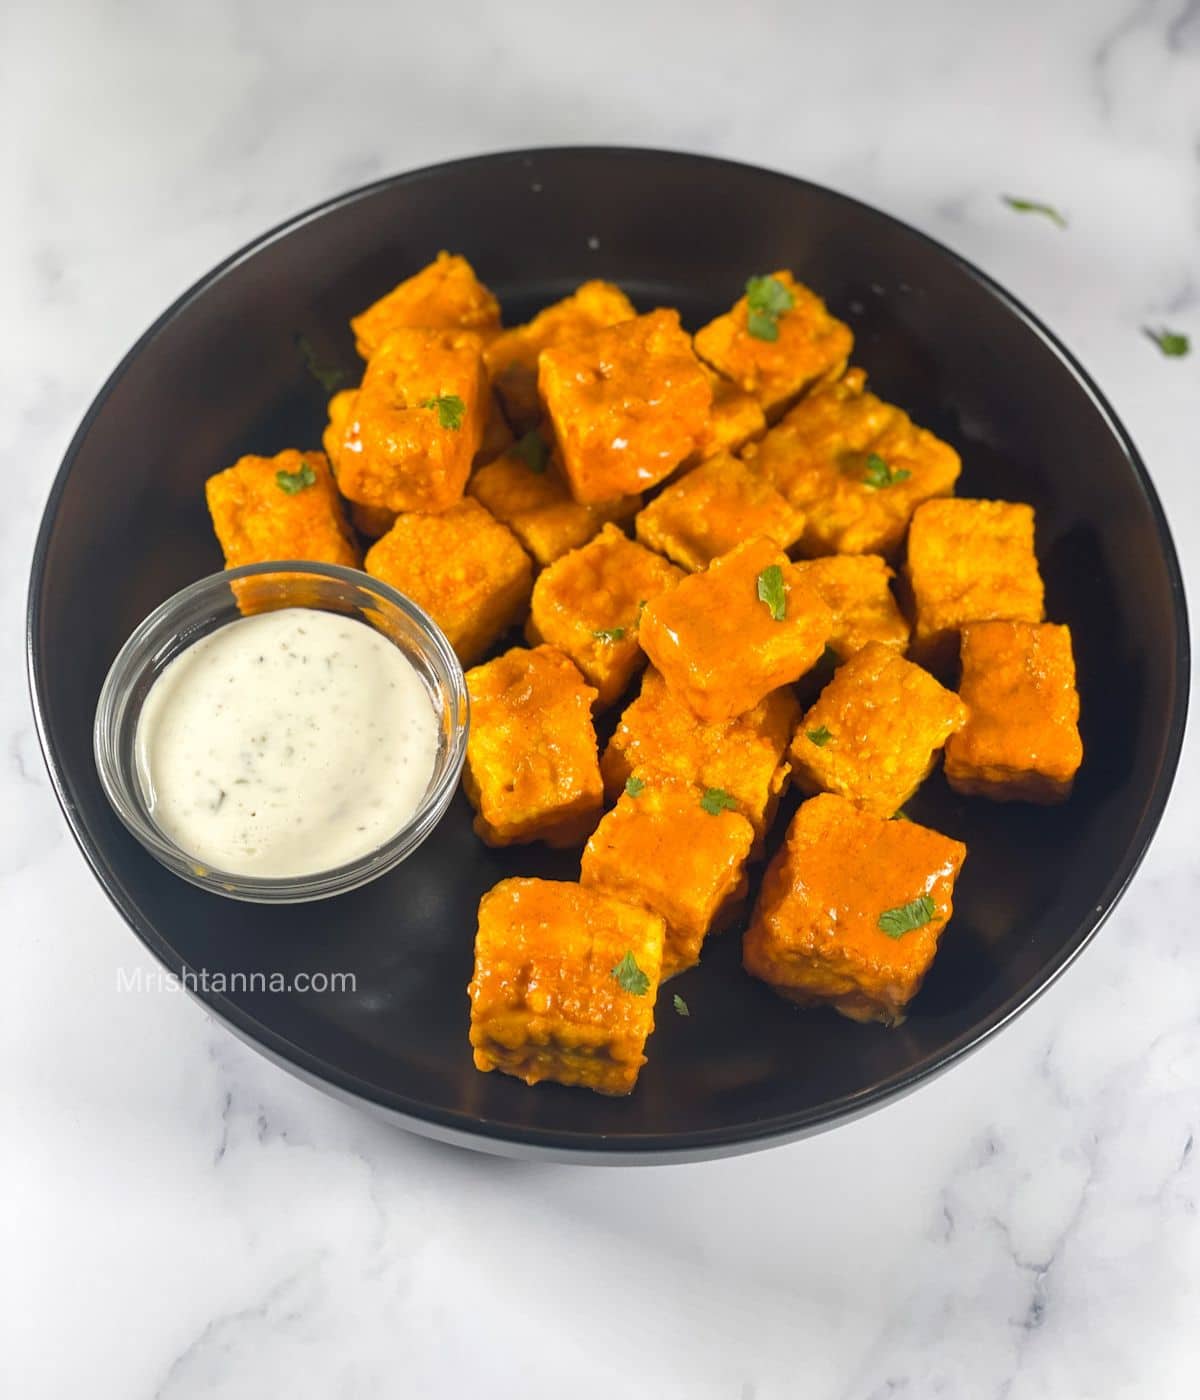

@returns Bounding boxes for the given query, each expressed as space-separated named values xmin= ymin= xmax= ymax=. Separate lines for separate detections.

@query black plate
xmin=27 ymin=148 xmax=1189 ymax=1162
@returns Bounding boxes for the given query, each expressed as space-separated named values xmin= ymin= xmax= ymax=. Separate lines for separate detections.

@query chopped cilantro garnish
xmin=863 ymin=453 xmax=911 ymax=489
xmin=624 ymin=775 xmax=646 ymax=797
xmin=514 ymin=429 xmax=550 ymax=471
xmin=745 ymin=274 xmax=795 ymax=341
xmin=673 ymin=993 xmax=690 ymax=1017
xmin=275 ymin=461 xmax=317 ymax=494
xmin=611 ymin=950 xmax=650 ymax=996
xmin=295 ymin=333 xmax=350 ymax=394
xmin=878 ymin=895 xmax=937 ymax=939
xmin=756 ymin=563 xmax=787 ymax=621
xmin=1001 ymin=195 xmax=1067 ymax=229
xmin=700 ymin=787 xmax=737 ymax=815
xmin=806 ymin=725 xmax=833 ymax=747
xmin=592 ymin=626 xmax=626 ymax=643
xmin=420 ymin=393 xmax=466 ymax=430
xmin=1143 ymin=326 xmax=1190 ymax=358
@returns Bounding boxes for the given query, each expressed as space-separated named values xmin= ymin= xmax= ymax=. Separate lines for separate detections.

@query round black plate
xmin=27 ymin=148 xmax=1189 ymax=1162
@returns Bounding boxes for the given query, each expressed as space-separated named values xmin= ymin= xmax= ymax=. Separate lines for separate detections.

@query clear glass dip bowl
xmin=94 ymin=561 xmax=469 ymax=903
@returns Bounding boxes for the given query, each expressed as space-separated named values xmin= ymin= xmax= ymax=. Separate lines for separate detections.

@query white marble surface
xmin=4 ymin=0 xmax=1198 ymax=1394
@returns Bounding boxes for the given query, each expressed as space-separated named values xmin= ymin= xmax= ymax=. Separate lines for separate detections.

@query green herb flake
xmin=515 ymin=429 xmax=550 ymax=472
xmin=806 ymin=725 xmax=833 ymax=747
xmin=295 ymin=333 xmax=350 ymax=394
xmin=611 ymin=950 xmax=651 ymax=996
xmin=1143 ymin=326 xmax=1190 ymax=359
xmin=890 ymin=808 xmax=912 ymax=822
xmin=624 ymin=775 xmax=646 ymax=798
xmin=878 ymin=894 xmax=938 ymax=939
xmin=700 ymin=787 xmax=737 ymax=816
xmin=672 ymin=993 xmax=690 ymax=1017
xmin=744 ymin=274 xmax=795 ymax=341
xmin=592 ymin=626 xmax=626 ymax=644
xmin=1001 ymin=195 xmax=1067 ymax=230
xmin=420 ymin=393 xmax=467 ymax=430
xmin=275 ymin=461 xmax=318 ymax=495
xmin=756 ymin=563 xmax=788 ymax=621
xmin=862 ymin=452 xmax=911 ymax=489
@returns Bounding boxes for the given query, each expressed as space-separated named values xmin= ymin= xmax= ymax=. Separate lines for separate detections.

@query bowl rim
xmin=91 ymin=559 xmax=470 ymax=903
xmin=26 ymin=145 xmax=1191 ymax=1162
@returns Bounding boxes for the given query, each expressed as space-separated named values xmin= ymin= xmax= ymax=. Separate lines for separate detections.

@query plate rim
xmin=26 ymin=144 xmax=1192 ymax=1162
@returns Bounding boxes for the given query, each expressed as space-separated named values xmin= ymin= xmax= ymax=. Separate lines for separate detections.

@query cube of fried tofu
xmin=364 ymin=498 xmax=532 ymax=666
xmin=539 ymin=309 xmax=712 ymax=503
xmin=469 ymin=439 xmax=640 ymax=567
xmin=526 ymin=523 xmax=682 ymax=707
xmin=694 ymin=272 xmax=853 ymax=420
xmin=790 ymin=642 xmax=967 ymax=817
xmin=205 ymin=449 xmax=360 ymax=570
xmin=483 ymin=280 xmax=637 ymax=432
xmin=336 ymin=328 xmax=489 ymax=515
xmin=743 ymin=794 xmax=967 ymax=1025
xmin=945 ymin=621 xmax=1082 ymax=803
xmin=350 ymin=251 xmax=501 ymax=361
xmin=468 ymin=877 xmax=665 ymax=1095
xmin=639 ymin=537 xmax=833 ymax=723
xmin=463 ymin=645 xmax=604 ymax=846
xmin=742 ymin=368 xmax=961 ymax=557
xmin=697 ymin=368 xmax=768 ymax=457
xmin=581 ymin=778 xmax=755 ymax=979
xmin=602 ymin=669 xmax=798 ymax=847
xmin=634 ymin=453 xmax=805 ymax=572
xmin=792 ymin=554 xmax=910 ymax=659
xmin=905 ymin=498 xmax=1046 ymax=671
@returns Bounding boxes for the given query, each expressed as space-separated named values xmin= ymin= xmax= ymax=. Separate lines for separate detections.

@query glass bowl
xmin=94 ymin=561 xmax=469 ymax=902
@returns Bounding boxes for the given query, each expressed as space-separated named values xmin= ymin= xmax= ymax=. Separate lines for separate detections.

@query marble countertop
xmin=5 ymin=1 xmax=1197 ymax=1395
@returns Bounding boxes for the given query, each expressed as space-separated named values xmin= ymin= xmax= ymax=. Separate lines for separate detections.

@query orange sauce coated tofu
xmin=601 ymin=669 xmax=798 ymax=846
xmin=336 ymin=328 xmax=489 ymax=515
xmin=205 ymin=450 xmax=360 ymax=570
xmin=364 ymin=499 xmax=532 ymax=666
xmin=468 ymin=877 xmax=665 ymax=1095
xmin=639 ymin=537 xmax=833 ymax=723
xmin=792 ymin=554 xmax=910 ymax=659
xmin=743 ymin=794 xmax=967 ymax=1025
xmin=790 ymin=642 xmax=967 ymax=817
xmin=538 ymin=309 xmax=712 ymax=503
xmin=905 ymin=498 xmax=1046 ymax=670
xmin=469 ymin=442 xmax=640 ymax=568
xmin=694 ymin=272 xmax=853 ymax=420
xmin=324 ymin=389 xmax=398 ymax=538
xmin=484 ymin=280 xmax=636 ymax=432
xmin=945 ymin=621 xmax=1082 ymax=803
xmin=696 ymin=369 xmax=768 ymax=457
xmin=634 ymin=452 xmax=805 ymax=572
xmin=526 ymin=523 xmax=682 ymax=707
xmin=463 ymin=645 xmax=604 ymax=846
xmin=581 ymin=778 xmax=755 ymax=979
xmin=350 ymin=251 xmax=500 ymax=360
xmin=742 ymin=368 xmax=961 ymax=557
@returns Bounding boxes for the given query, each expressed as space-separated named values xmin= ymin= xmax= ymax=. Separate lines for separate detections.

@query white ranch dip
xmin=134 ymin=607 xmax=439 ymax=878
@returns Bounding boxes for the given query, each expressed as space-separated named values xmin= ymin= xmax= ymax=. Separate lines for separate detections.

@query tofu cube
xmin=945 ymin=621 xmax=1082 ymax=803
xmin=694 ymin=271 xmax=853 ymax=420
xmin=468 ymin=877 xmax=665 ymax=1096
xmin=526 ymin=523 xmax=683 ymax=707
xmin=742 ymin=368 xmax=961 ymax=557
xmin=634 ymin=452 xmax=805 ymax=572
xmin=790 ymin=641 xmax=967 ymax=817
xmin=696 ymin=368 xmax=768 ymax=457
xmin=483 ymin=279 xmax=637 ymax=432
xmin=792 ymin=554 xmax=910 ymax=659
xmin=336 ymin=328 xmax=489 ymax=515
xmin=581 ymin=778 xmax=755 ymax=979
xmin=322 ymin=389 xmax=398 ymax=540
xmin=205 ymin=449 xmax=360 ymax=570
xmin=350 ymin=251 xmax=501 ymax=360
xmin=364 ymin=498 xmax=532 ymax=666
xmin=743 ymin=794 xmax=967 ymax=1025
xmin=538 ymin=309 xmax=712 ymax=503
xmin=601 ymin=669 xmax=798 ymax=846
xmin=905 ymin=498 xmax=1046 ymax=670
xmin=469 ymin=440 xmax=640 ymax=568
xmin=639 ymin=537 xmax=833 ymax=723
xmin=463 ymin=645 xmax=604 ymax=846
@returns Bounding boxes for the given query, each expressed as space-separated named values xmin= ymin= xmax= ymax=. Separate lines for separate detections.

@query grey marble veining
xmin=3 ymin=0 xmax=1197 ymax=1395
